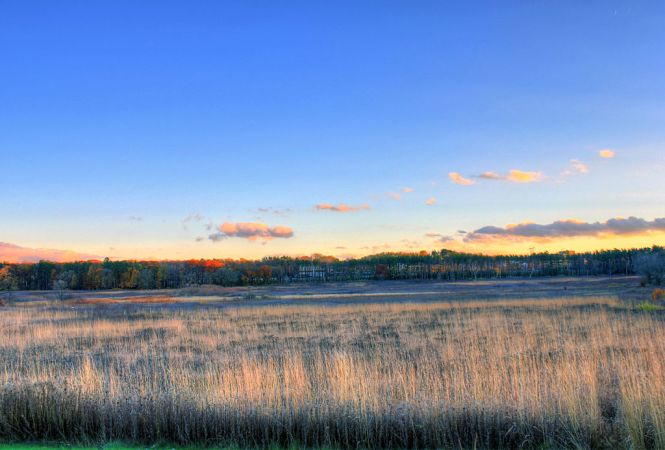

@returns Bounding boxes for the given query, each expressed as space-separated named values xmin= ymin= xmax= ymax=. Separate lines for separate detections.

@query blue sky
xmin=1 ymin=1 xmax=664 ymax=261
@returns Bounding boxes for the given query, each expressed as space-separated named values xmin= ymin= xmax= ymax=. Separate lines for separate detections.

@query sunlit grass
xmin=1 ymin=295 xmax=664 ymax=448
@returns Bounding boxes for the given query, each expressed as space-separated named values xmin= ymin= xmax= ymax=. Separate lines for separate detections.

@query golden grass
xmin=0 ymin=296 xmax=664 ymax=448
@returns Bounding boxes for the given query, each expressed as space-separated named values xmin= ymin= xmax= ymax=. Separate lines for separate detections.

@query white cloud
xmin=570 ymin=159 xmax=589 ymax=174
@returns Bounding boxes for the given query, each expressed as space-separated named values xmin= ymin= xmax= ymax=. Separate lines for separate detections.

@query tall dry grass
xmin=0 ymin=296 xmax=664 ymax=448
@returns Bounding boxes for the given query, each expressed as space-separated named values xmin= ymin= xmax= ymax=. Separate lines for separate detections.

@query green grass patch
xmin=636 ymin=301 xmax=665 ymax=312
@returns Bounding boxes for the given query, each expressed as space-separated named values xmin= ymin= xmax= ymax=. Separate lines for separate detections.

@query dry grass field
xmin=1 ymin=284 xmax=664 ymax=449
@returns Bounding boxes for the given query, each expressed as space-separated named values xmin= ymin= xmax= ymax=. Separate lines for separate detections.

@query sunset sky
xmin=1 ymin=2 xmax=664 ymax=262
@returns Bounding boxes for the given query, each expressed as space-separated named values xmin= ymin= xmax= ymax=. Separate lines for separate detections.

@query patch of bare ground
xmin=66 ymin=296 xmax=179 ymax=305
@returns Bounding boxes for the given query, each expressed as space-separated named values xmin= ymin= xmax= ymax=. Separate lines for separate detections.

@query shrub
xmin=634 ymin=252 xmax=665 ymax=285
xmin=652 ymin=288 xmax=665 ymax=302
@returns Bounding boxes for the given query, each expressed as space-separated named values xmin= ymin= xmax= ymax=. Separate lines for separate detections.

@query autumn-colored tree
xmin=120 ymin=268 xmax=141 ymax=289
xmin=1 ymin=247 xmax=662 ymax=291
xmin=258 ymin=265 xmax=272 ymax=284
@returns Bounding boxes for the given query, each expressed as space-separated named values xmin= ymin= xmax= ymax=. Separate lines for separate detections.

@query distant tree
xmin=86 ymin=266 xmax=102 ymax=290
xmin=155 ymin=265 xmax=166 ymax=288
xmin=2 ymin=246 xmax=663 ymax=291
xmin=56 ymin=270 xmax=77 ymax=291
xmin=634 ymin=251 xmax=665 ymax=285
xmin=258 ymin=265 xmax=272 ymax=284
xmin=215 ymin=268 xmax=239 ymax=286
xmin=33 ymin=261 xmax=55 ymax=290
xmin=0 ymin=266 xmax=17 ymax=291
xmin=53 ymin=279 xmax=69 ymax=301
xmin=100 ymin=268 xmax=115 ymax=289
xmin=139 ymin=269 xmax=156 ymax=289
xmin=121 ymin=268 xmax=141 ymax=289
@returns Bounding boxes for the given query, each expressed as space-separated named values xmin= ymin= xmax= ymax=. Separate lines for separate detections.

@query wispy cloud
xmin=599 ymin=149 xmax=616 ymax=158
xmin=128 ymin=216 xmax=143 ymax=222
xmin=470 ymin=169 xmax=544 ymax=183
xmin=425 ymin=233 xmax=454 ymax=243
xmin=381 ymin=187 xmax=413 ymax=201
xmin=448 ymin=172 xmax=475 ymax=186
xmin=208 ymin=233 xmax=226 ymax=242
xmin=569 ymin=159 xmax=589 ymax=174
xmin=400 ymin=238 xmax=424 ymax=249
xmin=464 ymin=216 xmax=665 ymax=242
xmin=256 ymin=207 xmax=292 ymax=216
xmin=477 ymin=171 xmax=502 ymax=180
xmin=208 ymin=222 xmax=294 ymax=242
xmin=0 ymin=242 xmax=101 ymax=263
xmin=361 ymin=243 xmax=392 ymax=251
xmin=425 ymin=197 xmax=437 ymax=205
xmin=182 ymin=212 xmax=204 ymax=231
xmin=315 ymin=203 xmax=371 ymax=213
xmin=560 ymin=159 xmax=589 ymax=179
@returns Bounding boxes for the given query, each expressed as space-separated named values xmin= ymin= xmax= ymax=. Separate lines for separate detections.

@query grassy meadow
xmin=1 ymin=288 xmax=664 ymax=449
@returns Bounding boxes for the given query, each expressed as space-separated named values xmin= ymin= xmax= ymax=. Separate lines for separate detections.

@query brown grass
xmin=0 ymin=295 xmax=664 ymax=448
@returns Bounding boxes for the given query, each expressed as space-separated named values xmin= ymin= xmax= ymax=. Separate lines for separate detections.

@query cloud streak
xmin=477 ymin=171 xmax=502 ymax=180
xmin=452 ymin=169 xmax=544 ymax=184
xmin=599 ymin=149 xmax=616 ymax=158
xmin=182 ymin=212 xmax=205 ymax=231
xmin=570 ymin=159 xmax=589 ymax=174
xmin=561 ymin=159 xmax=589 ymax=178
xmin=448 ymin=172 xmax=475 ymax=186
xmin=256 ymin=207 xmax=292 ymax=216
xmin=315 ymin=203 xmax=370 ymax=213
xmin=208 ymin=222 xmax=294 ymax=242
xmin=425 ymin=233 xmax=454 ymax=243
xmin=464 ymin=216 xmax=665 ymax=242
xmin=0 ymin=242 xmax=101 ymax=263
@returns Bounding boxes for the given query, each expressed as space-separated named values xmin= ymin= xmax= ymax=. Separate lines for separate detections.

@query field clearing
xmin=3 ymin=276 xmax=647 ymax=307
xmin=1 ymin=277 xmax=664 ymax=449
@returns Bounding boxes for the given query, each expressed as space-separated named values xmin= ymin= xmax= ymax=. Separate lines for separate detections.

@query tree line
xmin=0 ymin=246 xmax=663 ymax=291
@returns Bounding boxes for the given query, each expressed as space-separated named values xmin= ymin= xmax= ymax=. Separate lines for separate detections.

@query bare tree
xmin=53 ymin=279 xmax=69 ymax=301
